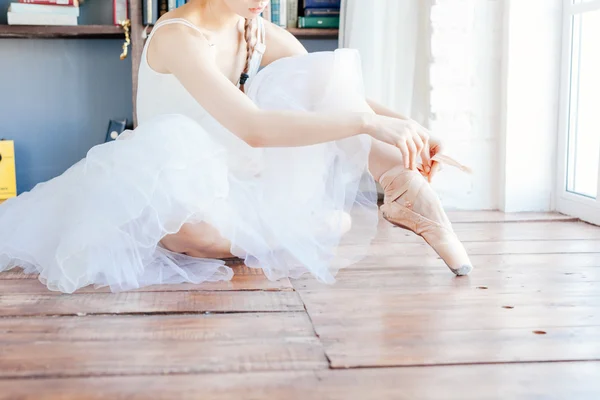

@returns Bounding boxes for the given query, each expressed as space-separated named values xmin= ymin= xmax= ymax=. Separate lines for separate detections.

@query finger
xmin=429 ymin=160 xmax=441 ymax=182
xmin=407 ymin=139 xmax=417 ymax=170
xmin=397 ymin=140 xmax=409 ymax=168
xmin=413 ymin=133 xmax=424 ymax=154
xmin=411 ymin=120 xmax=430 ymax=143
xmin=421 ymin=141 xmax=431 ymax=172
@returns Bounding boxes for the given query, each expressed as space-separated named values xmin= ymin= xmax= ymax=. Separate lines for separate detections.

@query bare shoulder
xmin=262 ymin=18 xmax=308 ymax=66
xmin=147 ymin=17 xmax=214 ymax=73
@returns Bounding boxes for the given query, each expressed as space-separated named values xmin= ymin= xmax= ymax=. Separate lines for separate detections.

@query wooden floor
xmin=1 ymin=211 xmax=600 ymax=399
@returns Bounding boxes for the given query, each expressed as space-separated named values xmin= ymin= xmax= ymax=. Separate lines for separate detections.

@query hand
xmin=419 ymin=135 xmax=444 ymax=182
xmin=367 ymin=115 xmax=429 ymax=171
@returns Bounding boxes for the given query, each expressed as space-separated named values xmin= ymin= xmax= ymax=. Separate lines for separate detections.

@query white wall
xmin=499 ymin=0 xmax=563 ymax=212
xmin=429 ymin=0 xmax=563 ymax=211
xmin=429 ymin=0 xmax=504 ymax=210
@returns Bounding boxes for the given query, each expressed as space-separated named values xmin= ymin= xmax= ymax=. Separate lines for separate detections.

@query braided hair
xmin=239 ymin=18 xmax=256 ymax=93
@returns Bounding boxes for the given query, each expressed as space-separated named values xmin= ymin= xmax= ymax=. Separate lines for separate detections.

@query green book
xmin=298 ymin=16 xmax=340 ymax=29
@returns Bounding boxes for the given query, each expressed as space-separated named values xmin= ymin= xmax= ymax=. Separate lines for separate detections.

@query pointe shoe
xmin=379 ymin=165 xmax=473 ymax=276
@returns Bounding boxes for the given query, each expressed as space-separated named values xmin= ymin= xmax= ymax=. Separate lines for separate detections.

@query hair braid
xmin=239 ymin=18 xmax=256 ymax=93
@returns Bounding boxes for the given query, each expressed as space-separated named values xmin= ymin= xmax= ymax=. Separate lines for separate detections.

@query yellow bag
xmin=0 ymin=140 xmax=17 ymax=202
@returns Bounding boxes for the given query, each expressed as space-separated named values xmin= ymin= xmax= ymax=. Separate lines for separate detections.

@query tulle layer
xmin=0 ymin=49 xmax=379 ymax=293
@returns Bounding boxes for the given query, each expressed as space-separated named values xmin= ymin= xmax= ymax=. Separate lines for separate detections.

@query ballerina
xmin=0 ymin=0 xmax=472 ymax=293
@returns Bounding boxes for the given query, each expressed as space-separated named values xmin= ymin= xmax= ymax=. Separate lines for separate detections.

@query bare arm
xmin=150 ymin=23 xmax=427 ymax=167
xmin=151 ymin=24 xmax=369 ymax=148
xmin=366 ymin=98 xmax=409 ymax=120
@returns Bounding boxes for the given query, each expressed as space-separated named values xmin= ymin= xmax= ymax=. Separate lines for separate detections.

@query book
xmin=7 ymin=11 xmax=77 ymax=25
xmin=298 ymin=15 xmax=339 ymax=28
xmin=279 ymin=0 xmax=286 ymax=27
xmin=113 ymin=0 xmax=128 ymax=25
xmin=271 ymin=0 xmax=280 ymax=25
xmin=18 ymin=0 xmax=78 ymax=5
xmin=303 ymin=0 xmax=340 ymax=8
xmin=143 ymin=0 xmax=158 ymax=24
xmin=168 ymin=0 xmax=176 ymax=11
xmin=304 ymin=8 xmax=339 ymax=17
xmin=286 ymin=0 xmax=298 ymax=29
xmin=8 ymin=2 xmax=80 ymax=16
xmin=0 ymin=140 xmax=17 ymax=201
xmin=159 ymin=0 xmax=168 ymax=17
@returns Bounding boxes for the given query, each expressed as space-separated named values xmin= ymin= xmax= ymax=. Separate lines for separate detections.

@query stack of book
xmin=7 ymin=0 xmax=80 ymax=26
xmin=298 ymin=0 xmax=340 ymax=29
xmin=264 ymin=0 xmax=296 ymax=29
xmin=262 ymin=0 xmax=339 ymax=30
xmin=143 ymin=0 xmax=187 ymax=25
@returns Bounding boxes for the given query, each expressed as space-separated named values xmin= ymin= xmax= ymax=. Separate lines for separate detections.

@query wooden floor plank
xmin=377 ymin=221 xmax=600 ymax=242
xmin=0 ymin=291 xmax=303 ymax=317
xmin=324 ymin=326 xmax=600 ymax=368
xmin=0 ymin=275 xmax=292 ymax=294
xmin=294 ymin=264 xmax=600 ymax=292
xmin=0 ymin=312 xmax=315 ymax=342
xmin=446 ymin=210 xmax=576 ymax=223
xmin=298 ymin=289 xmax=600 ymax=314
xmin=305 ymin=298 xmax=600 ymax=332
xmin=0 ymin=338 xmax=327 ymax=378
xmin=0 ymin=362 xmax=599 ymax=400
xmin=350 ymin=239 xmax=600 ymax=259
xmin=344 ymin=252 xmax=600 ymax=270
xmin=0 ymin=265 xmax=292 ymax=291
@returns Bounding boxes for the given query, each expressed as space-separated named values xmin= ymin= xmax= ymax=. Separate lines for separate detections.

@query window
xmin=556 ymin=0 xmax=600 ymax=224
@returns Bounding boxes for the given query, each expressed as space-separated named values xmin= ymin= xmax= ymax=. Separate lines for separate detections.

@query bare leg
xmin=368 ymin=138 xmax=405 ymax=181
xmin=160 ymin=221 xmax=234 ymax=259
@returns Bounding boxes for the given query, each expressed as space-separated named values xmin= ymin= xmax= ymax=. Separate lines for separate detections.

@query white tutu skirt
xmin=0 ymin=49 xmax=379 ymax=293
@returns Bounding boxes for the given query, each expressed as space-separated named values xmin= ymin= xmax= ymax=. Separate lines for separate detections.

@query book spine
xmin=286 ymin=0 xmax=298 ymax=29
xmin=303 ymin=0 xmax=340 ymax=8
xmin=7 ymin=11 xmax=78 ymax=25
xmin=143 ymin=0 xmax=149 ymax=24
xmin=18 ymin=0 xmax=78 ymax=5
xmin=9 ymin=3 xmax=80 ymax=16
xmin=271 ymin=0 xmax=280 ymax=25
xmin=168 ymin=0 xmax=176 ymax=11
xmin=297 ymin=16 xmax=339 ymax=28
xmin=143 ymin=0 xmax=158 ymax=25
xmin=158 ymin=0 xmax=168 ymax=16
xmin=304 ymin=8 xmax=339 ymax=17
xmin=113 ymin=0 xmax=128 ymax=24
xmin=0 ymin=140 xmax=17 ymax=201
xmin=279 ymin=0 xmax=286 ymax=27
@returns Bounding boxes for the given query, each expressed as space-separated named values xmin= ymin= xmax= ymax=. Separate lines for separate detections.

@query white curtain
xmin=339 ymin=0 xmax=432 ymax=126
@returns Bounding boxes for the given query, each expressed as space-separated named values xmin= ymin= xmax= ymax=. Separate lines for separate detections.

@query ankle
xmin=378 ymin=165 xmax=407 ymax=188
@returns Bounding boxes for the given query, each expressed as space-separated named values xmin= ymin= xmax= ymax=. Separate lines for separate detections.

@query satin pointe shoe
xmin=379 ymin=157 xmax=473 ymax=276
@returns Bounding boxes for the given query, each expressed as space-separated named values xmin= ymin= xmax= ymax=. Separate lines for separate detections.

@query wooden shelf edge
xmin=287 ymin=28 xmax=339 ymax=39
xmin=0 ymin=25 xmax=124 ymax=39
